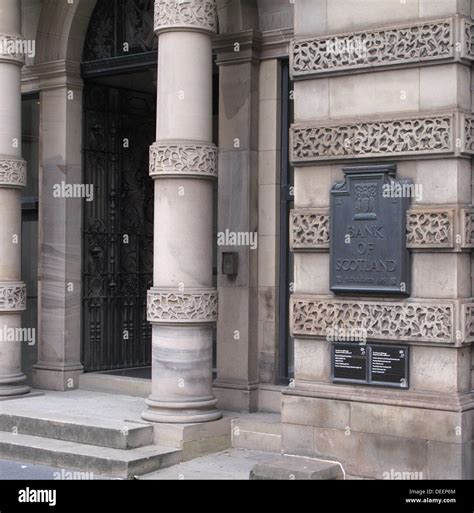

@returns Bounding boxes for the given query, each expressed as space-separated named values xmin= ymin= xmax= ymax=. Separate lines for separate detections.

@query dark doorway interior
xmin=82 ymin=78 xmax=155 ymax=372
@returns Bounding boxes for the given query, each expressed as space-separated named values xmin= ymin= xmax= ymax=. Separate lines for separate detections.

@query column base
xmin=32 ymin=364 xmax=83 ymax=391
xmin=142 ymin=396 xmax=222 ymax=424
xmin=0 ymin=372 xmax=30 ymax=397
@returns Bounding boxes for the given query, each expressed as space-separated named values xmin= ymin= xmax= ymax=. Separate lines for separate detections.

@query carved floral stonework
xmin=0 ymin=283 xmax=26 ymax=312
xmin=154 ymin=0 xmax=217 ymax=34
xmin=463 ymin=303 xmax=474 ymax=342
xmin=0 ymin=157 xmax=27 ymax=188
xmin=290 ymin=296 xmax=456 ymax=343
xmin=147 ymin=288 xmax=218 ymax=323
xmin=0 ymin=34 xmax=26 ymax=65
xmin=462 ymin=209 xmax=474 ymax=248
xmin=406 ymin=209 xmax=454 ymax=249
xmin=290 ymin=114 xmax=454 ymax=164
xmin=463 ymin=115 xmax=474 ymax=154
xmin=290 ymin=209 xmax=329 ymax=251
xmin=149 ymin=142 xmax=217 ymax=179
xmin=291 ymin=18 xmax=454 ymax=78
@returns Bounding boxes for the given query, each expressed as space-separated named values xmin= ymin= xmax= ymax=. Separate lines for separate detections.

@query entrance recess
xmin=82 ymin=82 xmax=155 ymax=372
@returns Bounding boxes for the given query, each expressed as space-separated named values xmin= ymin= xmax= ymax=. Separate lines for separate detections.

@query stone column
xmin=142 ymin=0 xmax=221 ymax=423
xmin=0 ymin=0 xmax=29 ymax=396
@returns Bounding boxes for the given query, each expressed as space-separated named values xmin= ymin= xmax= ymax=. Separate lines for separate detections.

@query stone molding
xmin=154 ymin=0 xmax=217 ymax=35
xmin=0 ymin=33 xmax=26 ymax=66
xmin=290 ymin=16 xmax=474 ymax=79
xmin=290 ymin=295 xmax=473 ymax=345
xmin=0 ymin=282 xmax=27 ymax=312
xmin=0 ymin=157 xmax=27 ymax=189
xmin=149 ymin=141 xmax=218 ymax=179
xmin=147 ymin=288 xmax=218 ymax=324
xmin=290 ymin=206 xmax=474 ymax=251
xmin=291 ymin=112 xmax=474 ymax=164
xmin=290 ymin=208 xmax=329 ymax=251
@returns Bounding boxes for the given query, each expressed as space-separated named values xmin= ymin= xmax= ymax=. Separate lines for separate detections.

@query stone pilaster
xmin=32 ymin=60 xmax=84 ymax=391
xmin=0 ymin=0 xmax=29 ymax=396
xmin=142 ymin=0 xmax=221 ymax=423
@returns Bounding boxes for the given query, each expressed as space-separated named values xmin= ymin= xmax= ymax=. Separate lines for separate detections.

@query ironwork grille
xmin=82 ymin=83 xmax=155 ymax=372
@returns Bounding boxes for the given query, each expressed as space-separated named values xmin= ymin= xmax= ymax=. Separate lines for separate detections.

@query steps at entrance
xmin=0 ymin=431 xmax=181 ymax=479
xmin=0 ymin=412 xmax=154 ymax=450
xmin=231 ymin=413 xmax=281 ymax=453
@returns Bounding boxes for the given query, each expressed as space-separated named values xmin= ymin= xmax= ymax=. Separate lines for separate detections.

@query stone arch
xmin=34 ymin=0 xmax=98 ymax=64
xmin=216 ymin=0 xmax=260 ymax=34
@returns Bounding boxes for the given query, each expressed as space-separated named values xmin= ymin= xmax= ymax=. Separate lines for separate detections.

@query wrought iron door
xmin=82 ymin=83 xmax=155 ymax=372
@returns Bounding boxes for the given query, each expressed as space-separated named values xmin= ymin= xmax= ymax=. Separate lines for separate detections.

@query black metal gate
xmin=82 ymin=83 xmax=155 ymax=372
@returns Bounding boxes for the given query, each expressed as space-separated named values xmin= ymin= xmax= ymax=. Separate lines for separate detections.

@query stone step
xmin=231 ymin=413 xmax=282 ymax=453
xmin=0 ymin=431 xmax=182 ymax=479
xmin=0 ymin=412 xmax=154 ymax=450
xmin=250 ymin=455 xmax=345 ymax=480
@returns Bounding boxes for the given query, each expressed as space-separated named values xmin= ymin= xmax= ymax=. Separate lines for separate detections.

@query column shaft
xmin=0 ymin=0 xmax=29 ymax=396
xmin=142 ymin=0 xmax=220 ymax=423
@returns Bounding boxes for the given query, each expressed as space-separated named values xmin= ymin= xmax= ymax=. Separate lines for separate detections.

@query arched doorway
xmin=81 ymin=0 xmax=157 ymax=373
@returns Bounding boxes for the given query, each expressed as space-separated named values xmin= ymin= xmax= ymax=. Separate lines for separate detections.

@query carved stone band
xmin=0 ymin=282 xmax=27 ymax=312
xmin=291 ymin=17 xmax=474 ymax=79
xmin=0 ymin=157 xmax=27 ymax=188
xmin=147 ymin=288 xmax=218 ymax=324
xmin=0 ymin=34 xmax=26 ymax=65
xmin=290 ymin=209 xmax=329 ymax=251
xmin=290 ymin=207 xmax=474 ymax=251
xmin=154 ymin=0 xmax=217 ymax=35
xmin=290 ymin=295 xmax=474 ymax=345
xmin=149 ymin=141 xmax=217 ymax=179
xmin=291 ymin=112 xmax=474 ymax=164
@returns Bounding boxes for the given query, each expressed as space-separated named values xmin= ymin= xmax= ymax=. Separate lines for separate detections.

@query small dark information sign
xmin=330 ymin=164 xmax=411 ymax=295
xmin=332 ymin=344 xmax=367 ymax=383
xmin=332 ymin=343 xmax=409 ymax=389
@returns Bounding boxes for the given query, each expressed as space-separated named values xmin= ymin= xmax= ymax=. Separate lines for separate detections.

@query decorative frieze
xmin=290 ymin=206 xmax=474 ymax=252
xmin=147 ymin=288 xmax=218 ymax=324
xmin=149 ymin=141 xmax=218 ymax=179
xmin=0 ymin=282 xmax=26 ymax=312
xmin=290 ymin=114 xmax=454 ymax=164
xmin=406 ymin=209 xmax=454 ymax=249
xmin=291 ymin=17 xmax=474 ymax=79
xmin=462 ymin=303 xmax=474 ymax=343
xmin=290 ymin=295 xmax=457 ymax=344
xmin=154 ymin=0 xmax=217 ymax=34
xmin=0 ymin=157 xmax=27 ymax=188
xmin=290 ymin=209 xmax=329 ymax=251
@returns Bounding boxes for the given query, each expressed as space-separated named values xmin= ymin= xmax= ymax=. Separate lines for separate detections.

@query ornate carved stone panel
xmin=406 ymin=209 xmax=454 ymax=249
xmin=0 ymin=34 xmax=26 ymax=65
xmin=290 ymin=114 xmax=454 ymax=164
xmin=154 ymin=0 xmax=217 ymax=34
xmin=290 ymin=295 xmax=456 ymax=344
xmin=291 ymin=18 xmax=455 ymax=78
xmin=290 ymin=209 xmax=330 ymax=251
xmin=0 ymin=282 xmax=27 ymax=312
xmin=0 ymin=157 xmax=26 ymax=188
xmin=147 ymin=288 xmax=218 ymax=323
xmin=462 ymin=208 xmax=474 ymax=248
xmin=462 ymin=303 xmax=474 ymax=343
xmin=149 ymin=141 xmax=218 ymax=179
xmin=462 ymin=114 xmax=474 ymax=154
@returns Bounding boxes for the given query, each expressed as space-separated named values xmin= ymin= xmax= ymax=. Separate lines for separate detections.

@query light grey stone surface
xmin=250 ymin=454 xmax=343 ymax=480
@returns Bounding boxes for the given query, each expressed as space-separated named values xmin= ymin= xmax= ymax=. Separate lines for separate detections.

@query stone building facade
xmin=0 ymin=0 xmax=473 ymax=479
